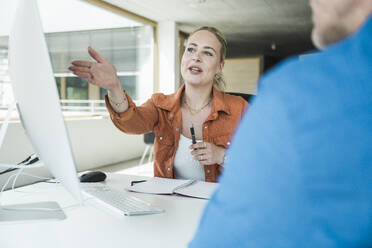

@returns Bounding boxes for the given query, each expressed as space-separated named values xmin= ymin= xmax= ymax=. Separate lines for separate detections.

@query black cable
xmin=18 ymin=155 xmax=33 ymax=165
xmin=0 ymin=167 xmax=17 ymax=175
xmin=0 ymin=154 xmax=38 ymax=175
xmin=26 ymin=157 xmax=39 ymax=165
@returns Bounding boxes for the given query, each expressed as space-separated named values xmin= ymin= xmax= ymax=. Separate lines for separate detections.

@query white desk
xmin=0 ymin=173 xmax=210 ymax=248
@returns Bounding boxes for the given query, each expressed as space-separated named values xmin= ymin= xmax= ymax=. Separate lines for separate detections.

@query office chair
xmin=226 ymin=92 xmax=255 ymax=104
xmin=139 ymin=132 xmax=155 ymax=166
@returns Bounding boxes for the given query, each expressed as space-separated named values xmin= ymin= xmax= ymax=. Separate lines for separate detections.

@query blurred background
xmin=0 ymin=0 xmax=315 ymax=187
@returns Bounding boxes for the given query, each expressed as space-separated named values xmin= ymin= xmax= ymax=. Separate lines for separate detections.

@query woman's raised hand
xmin=68 ymin=47 xmax=121 ymax=90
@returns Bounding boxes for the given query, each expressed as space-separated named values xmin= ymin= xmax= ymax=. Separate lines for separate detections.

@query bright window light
xmin=0 ymin=0 xmax=142 ymax=36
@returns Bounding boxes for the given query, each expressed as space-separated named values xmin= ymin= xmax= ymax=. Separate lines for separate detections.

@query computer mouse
xmin=79 ymin=171 xmax=107 ymax=183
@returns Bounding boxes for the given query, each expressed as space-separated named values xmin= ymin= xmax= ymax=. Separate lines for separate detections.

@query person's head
xmin=310 ymin=0 xmax=372 ymax=49
xmin=181 ymin=26 xmax=227 ymax=90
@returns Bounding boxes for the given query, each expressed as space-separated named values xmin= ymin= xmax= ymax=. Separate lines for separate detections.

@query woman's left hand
xmin=189 ymin=142 xmax=225 ymax=165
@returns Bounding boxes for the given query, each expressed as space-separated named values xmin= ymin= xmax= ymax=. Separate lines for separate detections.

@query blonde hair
xmin=188 ymin=26 xmax=227 ymax=90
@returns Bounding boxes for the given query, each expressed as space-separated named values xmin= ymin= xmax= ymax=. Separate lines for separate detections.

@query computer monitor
xmin=3 ymin=0 xmax=83 ymax=221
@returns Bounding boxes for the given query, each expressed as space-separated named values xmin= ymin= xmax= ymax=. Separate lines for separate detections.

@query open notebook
xmin=125 ymin=177 xmax=218 ymax=200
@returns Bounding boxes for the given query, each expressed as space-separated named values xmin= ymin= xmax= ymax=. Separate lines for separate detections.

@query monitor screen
xmin=8 ymin=0 xmax=82 ymax=204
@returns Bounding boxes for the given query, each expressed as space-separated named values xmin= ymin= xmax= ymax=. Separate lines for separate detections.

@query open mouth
xmin=188 ymin=66 xmax=203 ymax=73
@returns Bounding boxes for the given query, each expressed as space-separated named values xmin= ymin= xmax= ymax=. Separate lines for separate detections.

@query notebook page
xmin=174 ymin=181 xmax=219 ymax=199
xmin=126 ymin=177 xmax=194 ymax=194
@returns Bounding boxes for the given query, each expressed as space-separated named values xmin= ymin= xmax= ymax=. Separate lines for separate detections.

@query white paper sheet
xmin=174 ymin=181 xmax=218 ymax=199
xmin=127 ymin=177 xmax=194 ymax=194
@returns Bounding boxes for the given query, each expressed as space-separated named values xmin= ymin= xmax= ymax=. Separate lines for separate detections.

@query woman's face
xmin=181 ymin=30 xmax=224 ymax=87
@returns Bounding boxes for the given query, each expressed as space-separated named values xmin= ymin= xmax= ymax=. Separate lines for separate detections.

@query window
xmin=0 ymin=0 xmax=155 ymax=118
xmin=66 ymin=77 xmax=89 ymax=100
xmin=100 ymin=75 xmax=137 ymax=100
xmin=0 ymin=40 xmax=12 ymax=110
xmin=48 ymin=26 xmax=154 ymax=104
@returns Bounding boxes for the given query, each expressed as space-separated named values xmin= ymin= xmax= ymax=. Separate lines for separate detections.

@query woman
xmin=69 ymin=27 xmax=248 ymax=182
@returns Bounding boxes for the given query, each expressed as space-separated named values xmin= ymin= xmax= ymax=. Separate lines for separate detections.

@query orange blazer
xmin=105 ymin=84 xmax=248 ymax=182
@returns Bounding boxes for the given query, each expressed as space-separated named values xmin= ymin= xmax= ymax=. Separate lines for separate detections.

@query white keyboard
xmin=81 ymin=183 xmax=165 ymax=216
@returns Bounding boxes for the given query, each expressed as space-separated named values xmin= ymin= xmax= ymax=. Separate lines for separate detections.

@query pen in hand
xmin=190 ymin=124 xmax=196 ymax=144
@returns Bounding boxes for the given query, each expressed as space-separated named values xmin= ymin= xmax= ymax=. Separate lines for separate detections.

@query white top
xmin=173 ymin=135 xmax=205 ymax=181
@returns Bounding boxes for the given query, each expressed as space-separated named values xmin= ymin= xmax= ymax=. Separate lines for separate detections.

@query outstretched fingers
xmin=68 ymin=65 xmax=91 ymax=73
xmin=71 ymin=60 xmax=91 ymax=68
xmin=88 ymin=46 xmax=105 ymax=63
xmin=71 ymin=71 xmax=93 ymax=81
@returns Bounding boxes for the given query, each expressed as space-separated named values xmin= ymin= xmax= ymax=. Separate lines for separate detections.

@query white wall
xmin=137 ymin=25 xmax=155 ymax=102
xmin=0 ymin=117 xmax=145 ymax=188
xmin=157 ymin=21 xmax=180 ymax=94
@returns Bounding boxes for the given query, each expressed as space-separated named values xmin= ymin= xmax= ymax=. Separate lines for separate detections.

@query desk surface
xmin=0 ymin=173 xmax=210 ymax=248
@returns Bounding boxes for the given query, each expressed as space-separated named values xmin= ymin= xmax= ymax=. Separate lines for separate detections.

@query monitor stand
xmin=0 ymin=102 xmax=66 ymax=223
xmin=0 ymin=201 xmax=66 ymax=223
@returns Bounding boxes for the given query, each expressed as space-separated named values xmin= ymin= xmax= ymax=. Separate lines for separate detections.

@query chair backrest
xmin=226 ymin=92 xmax=255 ymax=103
xmin=144 ymin=132 xmax=155 ymax=144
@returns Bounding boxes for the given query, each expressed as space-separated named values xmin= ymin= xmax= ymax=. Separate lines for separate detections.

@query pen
xmin=130 ymin=180 xmax=147 ymax=186
xmin=190 ymin=124 xmax=196 ymax=144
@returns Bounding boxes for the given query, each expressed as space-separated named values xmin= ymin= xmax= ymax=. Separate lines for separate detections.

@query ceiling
xmin=102 ymin=0 xmax=316 ymax=57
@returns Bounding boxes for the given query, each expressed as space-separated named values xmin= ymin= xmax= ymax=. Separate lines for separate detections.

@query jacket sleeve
xmin=105 ymin=91 xmax=159 ymax=135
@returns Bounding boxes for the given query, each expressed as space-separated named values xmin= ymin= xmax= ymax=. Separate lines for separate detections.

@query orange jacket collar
xmin=154 ymin=84 xmax=231 ymax=117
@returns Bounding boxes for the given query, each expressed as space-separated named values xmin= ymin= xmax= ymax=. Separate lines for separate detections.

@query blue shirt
xmin=189 ymin=16 xmax=372 ymax=248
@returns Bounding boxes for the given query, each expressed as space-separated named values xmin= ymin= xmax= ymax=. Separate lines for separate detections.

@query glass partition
xmin=49 ymin=25 xmax=154 ymax=103
xmin=0 ymin=1 xmax=154 ymax=118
